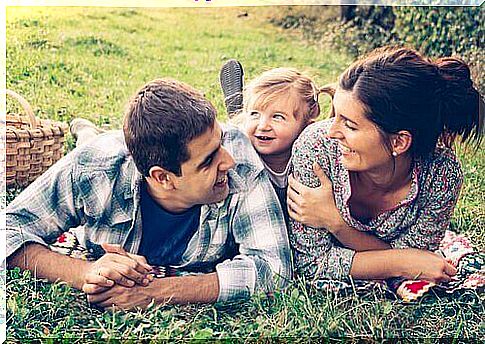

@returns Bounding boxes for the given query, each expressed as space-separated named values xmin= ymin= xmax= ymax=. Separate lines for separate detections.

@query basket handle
xmin=6 ymin=89 xmax=37 ymax=129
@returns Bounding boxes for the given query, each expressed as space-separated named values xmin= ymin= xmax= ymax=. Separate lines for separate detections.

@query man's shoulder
xmin=221 ymin=124 xmax=265 ymax=174
xmin=72 ymin=130 xmax=131 ymax=170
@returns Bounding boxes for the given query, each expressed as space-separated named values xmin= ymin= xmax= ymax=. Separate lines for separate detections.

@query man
xmin=6 ymin=78 xmax=291 ymax=309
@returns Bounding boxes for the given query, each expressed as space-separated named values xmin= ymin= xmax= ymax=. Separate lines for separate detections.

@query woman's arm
xmin=288 ymin=163 xmax=390 ymax=251
xmin=350 ymin=249 xmax=457 ymax=283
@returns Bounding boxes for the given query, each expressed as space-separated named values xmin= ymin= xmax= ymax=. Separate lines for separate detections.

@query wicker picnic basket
xmin=6 ymin=90 xmax=68 ymax=187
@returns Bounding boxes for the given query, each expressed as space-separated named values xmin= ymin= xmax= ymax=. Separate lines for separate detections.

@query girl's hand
xmin=396 ymin=248 xmax=457 ymax=284
xmin=287 ymin=162 xmax=345 ymax=232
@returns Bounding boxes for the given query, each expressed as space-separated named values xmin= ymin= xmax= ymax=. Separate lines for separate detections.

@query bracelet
xmin=413 ymin=271 xmax=423 ymax=280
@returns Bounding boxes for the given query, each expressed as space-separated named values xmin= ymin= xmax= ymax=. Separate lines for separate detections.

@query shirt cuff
xmin=6 ymin=227 xmax=49 ymax=259
xmin=215 ymin=254 xmax=257 ymax=302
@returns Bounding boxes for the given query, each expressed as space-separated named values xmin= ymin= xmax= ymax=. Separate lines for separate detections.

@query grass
xmin=5 ymin=6 xmax=484 ymax=340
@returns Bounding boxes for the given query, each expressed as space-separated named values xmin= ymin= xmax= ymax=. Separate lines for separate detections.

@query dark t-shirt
xmin=138 ymin=182 xmax=201 ymax=266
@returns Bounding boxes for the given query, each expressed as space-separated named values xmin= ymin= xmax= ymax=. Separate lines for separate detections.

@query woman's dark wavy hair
xmin=337 ymin=46 xmax=484 ymax=159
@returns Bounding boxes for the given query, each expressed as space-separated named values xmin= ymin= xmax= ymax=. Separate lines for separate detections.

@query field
xmin=5 ymin=6 xmax=485 ymax=340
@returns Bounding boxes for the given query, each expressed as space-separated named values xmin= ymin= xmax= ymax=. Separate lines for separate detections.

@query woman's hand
xmin=396 ymin=248 xmax=457 ymax=284
xmin=287 ymin=162 xmax=345 ymax=232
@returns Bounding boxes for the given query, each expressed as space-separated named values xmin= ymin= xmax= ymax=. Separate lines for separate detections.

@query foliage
xmin=271 ymin=6 xmax=484 ymax=94
xmin=394 ymin=7 xmax=482 ymax=57
xmin=394 ymin=7 xmax=484 ymax=94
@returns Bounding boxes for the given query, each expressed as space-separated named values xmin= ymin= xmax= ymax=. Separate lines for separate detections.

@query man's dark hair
xmin=123 ymin=78 xmax=216 ymax=176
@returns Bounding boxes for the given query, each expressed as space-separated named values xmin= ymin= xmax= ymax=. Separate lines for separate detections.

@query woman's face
xmin=328 ymin=89 xmax=392 ymax=172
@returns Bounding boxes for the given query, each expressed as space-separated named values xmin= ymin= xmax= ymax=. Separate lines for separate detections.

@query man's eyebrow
xmin=197 ymin=130 xmax=223 ymax=169
xmin=340 ymin=114 xmax=359 ymax=126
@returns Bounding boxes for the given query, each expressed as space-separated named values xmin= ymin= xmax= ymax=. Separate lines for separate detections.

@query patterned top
xmin=6 ymin=125 xmax=292 ymax=302
xmin=290 ymin=118 xmax=463 ymax=282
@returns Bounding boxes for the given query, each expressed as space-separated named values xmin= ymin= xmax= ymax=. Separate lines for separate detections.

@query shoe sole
xmin=220 ymin=59 xmax=244 ymax=116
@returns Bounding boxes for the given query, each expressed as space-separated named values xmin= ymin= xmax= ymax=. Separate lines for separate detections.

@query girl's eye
xmin=249 ymin=111 xmax=260 ymax=118
xmin=273 ymin=113 xmax=285 ymax=120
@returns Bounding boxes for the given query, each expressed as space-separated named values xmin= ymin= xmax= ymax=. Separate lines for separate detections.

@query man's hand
xmin=87 ymin=273 xmax=220 ymax=310
xmin=288 ymin=162 xmax=345 ymax=232
xmin=82 ymin=243 xmax=153 ymax=294
xmin=87 ymin=283 xmax=159 ymax=310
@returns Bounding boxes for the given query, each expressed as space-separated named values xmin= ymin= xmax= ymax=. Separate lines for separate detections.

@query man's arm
xmin=214 ymin=170 xmax=292 ymax=302
xmin=87 ymin=273 xmax=220 ymax=309
xmin=8 ymin=243 xmax=152 ymax=291
xmin=8 ymin=243 xmax=91 ymax=290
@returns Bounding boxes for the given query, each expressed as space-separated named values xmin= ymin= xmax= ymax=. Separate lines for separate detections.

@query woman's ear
xmin=391 ymin=130 xmax=413 ymax=156
xmin=148 ymin=166 xmax=175 ymax=190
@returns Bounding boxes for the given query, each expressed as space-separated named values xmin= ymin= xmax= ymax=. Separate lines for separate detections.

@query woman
xmin=287 ymin=46 xmax=483 ymax=293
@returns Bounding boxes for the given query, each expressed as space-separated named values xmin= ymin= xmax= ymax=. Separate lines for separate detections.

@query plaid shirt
xmin=6 ymin=125 xmax=291 ymax=302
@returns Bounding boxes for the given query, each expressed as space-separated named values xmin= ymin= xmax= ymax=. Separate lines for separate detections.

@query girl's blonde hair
xmin=242 ymin=67 xmax=325 ymax=121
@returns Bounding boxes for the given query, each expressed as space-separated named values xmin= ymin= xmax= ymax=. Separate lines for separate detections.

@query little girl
xmin=222 ymin=64 xmax=328 ymax=224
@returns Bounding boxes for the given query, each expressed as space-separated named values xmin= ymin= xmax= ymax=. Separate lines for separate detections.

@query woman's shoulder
xmin=299 ymin=117 xmax=334 ymax=138
xmin=294 ymin=118 xmax=337 ymax=154
xmin=424 ymin=145 xmax=462 ymax=177
xmin=416 ymin=145 xmax=463 ymax=196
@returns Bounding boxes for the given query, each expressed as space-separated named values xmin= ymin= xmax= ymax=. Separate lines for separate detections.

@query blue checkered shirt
xmin=6 ymin=125 xmax=292 ymax=302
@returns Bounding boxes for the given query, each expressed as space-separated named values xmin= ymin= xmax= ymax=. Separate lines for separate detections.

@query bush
xmin=393 ymin=7 xmax=484 ymax=94
xmin=271 ymin=6 xmax=484 ymax=94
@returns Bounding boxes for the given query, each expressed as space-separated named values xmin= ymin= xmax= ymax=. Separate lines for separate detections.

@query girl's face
xmin=328 ymin=88 xmax=392 ymax=172
xmin=244 ymin=90 xmax=309 ymax=159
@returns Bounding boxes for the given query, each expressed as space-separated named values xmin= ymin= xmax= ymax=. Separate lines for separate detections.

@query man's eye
xmin=203 ymin=157 xmax=214 ymax=167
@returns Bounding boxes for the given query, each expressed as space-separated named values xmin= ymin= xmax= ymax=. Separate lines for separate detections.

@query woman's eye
xmin=344 ymin=120 xmax=356 ymax=130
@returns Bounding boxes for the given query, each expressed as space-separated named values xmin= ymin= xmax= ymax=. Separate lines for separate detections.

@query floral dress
xmin=290 ymin=118 xmax=484 ymax=301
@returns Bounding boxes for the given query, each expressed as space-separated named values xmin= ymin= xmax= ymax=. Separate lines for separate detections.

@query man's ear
xmin=148 ymin=166 xmax=176 ymax=190
xmin=391 ymin=130 xmax=413 ymax=156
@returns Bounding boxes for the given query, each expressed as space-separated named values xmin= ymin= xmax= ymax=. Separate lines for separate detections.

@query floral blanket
xmin=50 ymin=230 xmax=484 ymax=301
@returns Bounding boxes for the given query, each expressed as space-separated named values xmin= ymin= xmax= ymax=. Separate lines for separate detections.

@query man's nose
xmin=219 ymin=147 xmax=235 ymax=171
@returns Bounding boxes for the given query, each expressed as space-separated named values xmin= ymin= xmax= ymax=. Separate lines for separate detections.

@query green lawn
xmin=5 ymin=6 xmax=484 ymax=340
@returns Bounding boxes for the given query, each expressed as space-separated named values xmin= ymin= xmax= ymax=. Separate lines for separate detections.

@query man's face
xmin=172 ymin=122 xmax=235 ymax=208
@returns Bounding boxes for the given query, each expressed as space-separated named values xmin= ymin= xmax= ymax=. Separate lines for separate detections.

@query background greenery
xmin=6 ymin=6 xmax=484 ymax=340
xmin=271 ymin=5 xmax=484 ymax=94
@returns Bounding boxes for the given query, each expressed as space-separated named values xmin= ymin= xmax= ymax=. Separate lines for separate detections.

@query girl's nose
xmin=257 ymin=116 xmax=271 ymax=131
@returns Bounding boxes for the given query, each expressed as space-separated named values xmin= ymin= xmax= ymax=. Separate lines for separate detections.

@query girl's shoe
xmin=220 ymin=59 xmax=244 ymax=117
